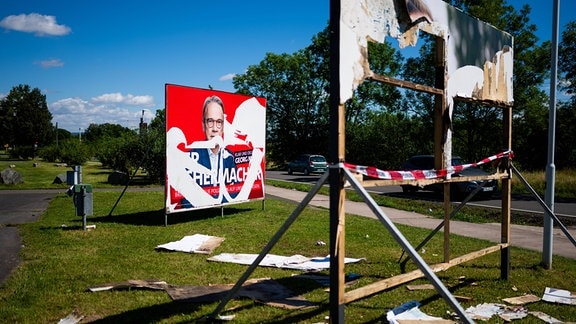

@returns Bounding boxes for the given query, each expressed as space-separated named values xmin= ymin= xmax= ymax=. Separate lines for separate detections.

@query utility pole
xmin=543 ymin=0 xmax=560 ymax=269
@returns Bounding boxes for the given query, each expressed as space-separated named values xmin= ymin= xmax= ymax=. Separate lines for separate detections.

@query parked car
xmin=287 ymin=154 xmax=327 ymax=175
xmin=401 ymin=155 xmax=498 ymax=199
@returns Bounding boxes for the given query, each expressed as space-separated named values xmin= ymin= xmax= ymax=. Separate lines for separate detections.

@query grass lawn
xmin=0 ymin=160 xmax=153 ymax=190
xmin=1 ymin=189 xmax=575 ymax=323
xmin=1 ymin=160 xmax=576 ymax=322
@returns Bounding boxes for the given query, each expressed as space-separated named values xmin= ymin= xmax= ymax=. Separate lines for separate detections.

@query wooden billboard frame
xmin=210 ymin=1 xmax=513 ymax=322
xmin=327 ymin=0 xmax=513 ymax=322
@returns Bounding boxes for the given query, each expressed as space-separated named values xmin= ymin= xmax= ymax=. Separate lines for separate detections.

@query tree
xmin=347 ymin=111 xmax=428 ymax=169
xmin=233 ymin=26 xmax=404 ymax=166
xmin=140 ymin=109 xmax=166 ymax=183
xmin=399 ymin=36 xmax=437 ymax=158
xmin=559 ymin=21 xmax=576 ymax=103
xmin=467 ymin=1 xmax=551 ymax=169
xmin=556 ymin=21 xmax=576 ymax=169
xmin=0 ymin=84 xmax=53 ymax=156
xmin=234 ymin=48 xmax=330 ymax=164
xmin=399 ymin=1 xmax=551 ymax=167
xmin=83 ymin=123 xmax=135 ymax=143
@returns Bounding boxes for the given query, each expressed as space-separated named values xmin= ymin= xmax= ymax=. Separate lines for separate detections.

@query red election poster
xmin=165 ymin=84 xmax=266 ymax=213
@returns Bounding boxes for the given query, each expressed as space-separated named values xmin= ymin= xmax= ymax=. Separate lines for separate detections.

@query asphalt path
xmin=0 ymin=189 xmax=63 ymax=286
xmin=266 ymin=170 xmax=576 ymax=219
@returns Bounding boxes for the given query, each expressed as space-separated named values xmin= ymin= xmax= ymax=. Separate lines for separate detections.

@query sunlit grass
xmin=511 ymin=167 xmax=576 ymax=200
xmin=0 ymin=160 xmax=151 ymax=190
xmin=1 ymin=190 xmax=575 ymax=323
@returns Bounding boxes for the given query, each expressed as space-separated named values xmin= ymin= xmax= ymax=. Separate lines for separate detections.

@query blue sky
xmin=0 ymin=1 xmax=573 ymax=132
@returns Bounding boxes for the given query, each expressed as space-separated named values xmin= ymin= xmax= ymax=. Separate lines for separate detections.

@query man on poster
xmin=181 ymin=95 xmax=239 ymax=207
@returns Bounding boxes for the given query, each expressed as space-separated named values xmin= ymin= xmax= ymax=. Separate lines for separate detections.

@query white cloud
xmin=219 ymin=73 xmax=236 ymax=81
xmin=124 ymin=94 xmax=154 ymax=105
xmin=51 ymin=97 xmax=89 ymax=113
xmin=91 ymin=93 xmax=124 ymax=103
xmin=0 ymin=13 xmax=71 ymax=36
xmin=50 ymin=93 xmax=157 ymax=132
xmin=91 ymin=92 xmax=154 ymax=106
xmin=36 ymin=58 xmax=64 ymax=68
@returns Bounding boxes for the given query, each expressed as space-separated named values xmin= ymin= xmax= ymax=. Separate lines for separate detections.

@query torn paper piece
xmin=528 ymin=311 xmax=563 ymax=323
xmin=542 ymin=287 xmax=576 ymax=305
xmin=207 ymin=253 xmax=364 ymax=271
xmin=498 ymin=305 xmax=528 ymax=321
xmin=453 ymin=295 xmax=473 ymax=302
xmin=465 ymin=303 xmax=505 ymax=321
xmin=87 ymin=279 xmax=170 ymax=292
xmin=465 ymin=303 xmax=528 ymax=321
xmin=58 ymin=310 xmax=84 ymax=324
xmin=406 ymin=284 xmax=435 ymax=291
xmin=156 ymin=234 xmax=225 ymax=254
xmin=502 ymin=294 xmax=540 ymax=305
xmin=386 ymin=302 xmax=451 ymax=323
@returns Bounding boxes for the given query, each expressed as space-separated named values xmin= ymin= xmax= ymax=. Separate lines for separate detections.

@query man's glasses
xmin=205 ymin=118 xmax=224 ymax=128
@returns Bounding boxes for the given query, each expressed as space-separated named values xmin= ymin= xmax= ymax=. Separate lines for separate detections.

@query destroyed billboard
xmin=340 ymin=0 xmax=514 ymax=106
xmin=165 ymin=84 xmax=266 ymax=213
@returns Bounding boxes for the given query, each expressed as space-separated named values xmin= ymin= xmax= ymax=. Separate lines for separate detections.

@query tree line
xmin=1 ymin=1 xmax=575 ymax=181
xmin=234 ymin=1 xmax=576 ymax=171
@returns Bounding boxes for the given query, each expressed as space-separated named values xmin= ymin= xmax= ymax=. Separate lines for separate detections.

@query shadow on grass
xmin=88 ymin=206 xmax=252 ymax=226
xmin=88 ymin=298 xmax=329 ymax=323
xmin=87 ymin=300 xmax=205 ymax=323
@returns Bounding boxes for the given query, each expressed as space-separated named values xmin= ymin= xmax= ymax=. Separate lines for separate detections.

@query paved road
xmin=0 ymin=189 xmax=60 ymax=224
xmin=0 ymin=189 xmax=64 ymax=286
xmin=266 ymin=170 xmax=576 ymax=218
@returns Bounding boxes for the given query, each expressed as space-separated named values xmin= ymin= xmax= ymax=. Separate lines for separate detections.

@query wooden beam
xmin=366 ymin=73 xmax=443 ymax=95
xmin=343 ymin=243 xmax=508 ymax=304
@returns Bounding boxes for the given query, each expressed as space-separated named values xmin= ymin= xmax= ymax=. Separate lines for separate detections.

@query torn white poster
xmin=386 ymin=300 xmax=450 ymax=323
xmin=542 ymin=287 xmax=576 ymax=305
xmin=465 ymin=303 xmax=527 ymax=321
xmin=156 ymin=234 xmax=224 ymax=254
xmin=528 ymin=311 xmax=563 ymax=323
xmin=207 ymin=253 xmax=364 ymax=271
xmin=502 ymin=294 xmax=540 ymax=305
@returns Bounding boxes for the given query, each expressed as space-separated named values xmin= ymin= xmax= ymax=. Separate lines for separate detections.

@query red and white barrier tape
xmin=343 ymin=150 xmax=513 ymax=180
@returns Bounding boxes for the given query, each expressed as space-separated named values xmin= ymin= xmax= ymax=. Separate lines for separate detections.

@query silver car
xmin=287 ymin=154 xmax=327 ymax=175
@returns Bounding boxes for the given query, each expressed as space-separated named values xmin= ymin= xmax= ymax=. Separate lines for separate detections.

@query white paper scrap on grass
xmin=156 ymin=234 xmax=224 ymax=254
xmin=542 ymin=287 xmax=576 ymax=305
xmin=207 ymin=253 xmax=365 ymax=271
xmin=386 ymin=306 xmax=446 ymax=323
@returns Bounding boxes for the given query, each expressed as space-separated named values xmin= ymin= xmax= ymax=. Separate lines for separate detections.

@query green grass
xmin=1 ymin=160 xmax=576 ymax=322
xmin=1 ymin=190 xmax=575 ymax=323
xmin=511 ymin=167 xmax=576 ymax=200
xmin=0 ymin=160 xmax=153 ymax=190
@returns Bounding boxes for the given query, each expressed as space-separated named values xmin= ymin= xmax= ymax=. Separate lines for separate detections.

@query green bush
xmin=9 ymin=145 xmax=35 ymax=160
xmin=37 ymin=139 xmax=91 ymax=165
xmin=139 ymin=128 xmax=165 ymax=183
xmin=57 ymin=139 xmax=91 ymax=165
xmin=37 ymin=145 xmax=61 ymax=162
xmin=93 ymin=134 xmax=136 ymax=172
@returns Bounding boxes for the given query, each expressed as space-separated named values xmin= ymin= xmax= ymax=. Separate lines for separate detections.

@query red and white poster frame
xmin=165 ymin=84 xmax=266 ymax=213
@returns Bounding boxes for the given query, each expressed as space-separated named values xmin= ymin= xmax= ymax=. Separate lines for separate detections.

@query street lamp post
xmin=12 ymin=111 xmax=16 ymax=151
